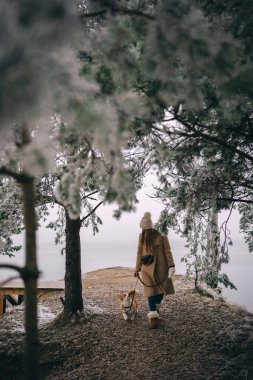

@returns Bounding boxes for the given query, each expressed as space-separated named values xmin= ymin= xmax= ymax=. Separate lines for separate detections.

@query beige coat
xmin=135 ymin=231 xmax=175 ymax=298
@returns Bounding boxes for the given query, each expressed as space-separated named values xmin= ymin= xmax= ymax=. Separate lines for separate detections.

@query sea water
xmin=1 ymin=235 xmax=252 ymax=313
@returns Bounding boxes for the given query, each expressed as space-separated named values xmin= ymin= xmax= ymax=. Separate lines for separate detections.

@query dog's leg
xmin=123 ymin=312 xmax=128 ymax=320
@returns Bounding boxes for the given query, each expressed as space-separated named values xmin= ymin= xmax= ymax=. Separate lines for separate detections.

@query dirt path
xmin=0 ymin=267 xmax=253 ymax=379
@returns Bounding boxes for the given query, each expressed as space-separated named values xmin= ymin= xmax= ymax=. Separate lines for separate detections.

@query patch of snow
xmin=85 ymin=305 xmax=106 ymax=315
xmin=38 ymin=304 xmax=58 ymax=326
xmin=198 ymin=281 xmax=224 ymax=300
xmin=0 ymin=303 xmax=58 ymax=334
xmin=1 ymin=304 xmax=25 ymax=332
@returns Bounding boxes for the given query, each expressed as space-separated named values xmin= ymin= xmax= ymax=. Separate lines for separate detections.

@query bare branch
xmin=80 ymin=201 xmax=104 ymax=224
xmin=220 ymin=202 xmax=234 ymax=258
xmin=81 ymin=7 xmax=155 ymax=20
xmin=218 ymin=197 xmax=253 ymax=204
xmin=0 ymin=263 xmax=24 ymax=276
xmin=0 ymin=264 xmax=40 ymax=281
xmin=0 ymin=275 xmax=21 ymax=287
xmin=81 ymin=190 xmax=99 ymax=200
xmin=173 ymin=115 xmax=253 ymax=163
xmin=81 ymin=9 xmax=107 ymax=18
xmin=36 ymin=193 xmax=64 ymax=207
xmin=0 ymin=166 xmax=32 ymax=183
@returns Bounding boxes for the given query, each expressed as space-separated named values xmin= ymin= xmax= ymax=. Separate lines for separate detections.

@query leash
xmin=136 ymin=272 xmax=165 ymax=293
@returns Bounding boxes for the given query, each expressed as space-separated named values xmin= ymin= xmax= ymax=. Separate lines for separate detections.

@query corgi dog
xmin=119 ymin=289 xmax=138 ymax=321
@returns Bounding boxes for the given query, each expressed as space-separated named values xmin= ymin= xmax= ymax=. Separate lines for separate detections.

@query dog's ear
xmin=128 ymin=289 xmax=135 ymax=297
xmin=118 ymin=293 xmax=125 ymax=301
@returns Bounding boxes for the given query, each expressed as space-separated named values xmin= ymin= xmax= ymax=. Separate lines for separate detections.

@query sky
xmin=76 ymin=174 xmax=243 ymax=244
xmin=12 ymin=172 xmax=242 ymax=247
xmin=3 ymin=173 xmax=244 ymax=255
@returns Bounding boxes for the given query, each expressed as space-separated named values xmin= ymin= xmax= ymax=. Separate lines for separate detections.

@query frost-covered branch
xmin=0 ymin=1 xmax=82 ymax=130
xmin=220 ymin=203 xmax=234 ymax=259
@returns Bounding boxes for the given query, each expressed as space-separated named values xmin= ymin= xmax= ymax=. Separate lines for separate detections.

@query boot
xmin=156 ymin=303 xmax=162 ymax=315
xmin=147 ymin=311 xmax=159 ymax=329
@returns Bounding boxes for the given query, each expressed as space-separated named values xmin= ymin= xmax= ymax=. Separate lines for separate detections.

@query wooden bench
xmin=0 ymin=280 xmax=64 ymax=316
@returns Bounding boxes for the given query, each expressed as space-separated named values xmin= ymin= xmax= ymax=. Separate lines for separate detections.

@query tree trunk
xmin=206 ymin=193 xmax=220 ymax=289
xmin=64 ymin=210 xmax=83 ymax=314
xmin=22 ymin=179 xmax=39 ymax=380
xmin=207 ymin=206 xmax=220 ymax=268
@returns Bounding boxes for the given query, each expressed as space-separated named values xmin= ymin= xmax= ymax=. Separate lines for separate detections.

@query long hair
xmin=140 ymin=229 xmax=160 ymax=253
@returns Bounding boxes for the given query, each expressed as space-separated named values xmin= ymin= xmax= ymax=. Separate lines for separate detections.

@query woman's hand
xmin=168 ymin=266 xmax=175 ymax=277
xmin=134 ymin=271 xmax=140 ymax=278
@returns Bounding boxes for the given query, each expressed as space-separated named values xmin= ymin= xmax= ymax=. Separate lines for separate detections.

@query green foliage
xmin=96 ymin=65 xmax=116 ymax=95
xmin=46 ymin=207 xmax=66 ymax=246
xmin=83 ymin=205 xmax=103 ymax=235
xmin=239 ymin=204 xmax=253 ymax=252
xmin=182 ymin=240 xmax=237 ymax=291
xmin=0 ymin=0 xmax=80 ymax=128
xmin=155 ymin=209 xmax=177 ymax=236
xmin=0 ymin=178 xmax=24 ymax=256
xmin=105 ymin=168 xmax=137 ymax=210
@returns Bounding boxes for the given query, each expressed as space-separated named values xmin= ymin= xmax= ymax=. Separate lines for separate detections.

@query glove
xmin=168 ymin=266 xmax=175 ymax=278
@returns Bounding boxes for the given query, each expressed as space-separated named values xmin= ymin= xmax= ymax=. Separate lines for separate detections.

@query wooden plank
xmin=6 ymin=295 xmax=18 ymax=307
xmin=0 ymin=280 xmax=65 ymax=289
xmin=37 ymin=289 xmax=63 ymax=295
xmin=0 ymin=282 xmax=64 ymax=316
xmin=18 ymin=295 xmax=24 ymax=305
xmin=0 ymin=280 xmax=64 ymax=295
xmin=0 ymin=288 xmax=25 ymax=295
xmin=0 ymin=288 xmax=64 ymax=295
xmin=0 ymin=295 xmax=4 ymax=316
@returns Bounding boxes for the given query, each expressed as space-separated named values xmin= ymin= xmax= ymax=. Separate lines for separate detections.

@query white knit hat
xmin=140 ymin=212 xmax=153 ymax=230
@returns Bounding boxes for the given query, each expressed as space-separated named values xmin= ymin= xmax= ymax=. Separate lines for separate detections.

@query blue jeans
xmin=148 ymin=294 xmax=164 ymax=311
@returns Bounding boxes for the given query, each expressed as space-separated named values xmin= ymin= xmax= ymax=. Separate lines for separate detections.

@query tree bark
xmin=22 ymin=179 xmax=40 ymax=380
xmin=206 ymin=193 xmax=220 ymax=289
xmin=64 ymin=210 xmax=83 ymax=314
xmin=0 ymin=126 xmax=40 ymax=379
xmin=207 ymin=205 xmax=220 ymax=268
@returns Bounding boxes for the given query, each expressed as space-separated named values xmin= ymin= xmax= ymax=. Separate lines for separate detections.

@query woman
xmin=134 ymin=212 xmax=175 ymax=328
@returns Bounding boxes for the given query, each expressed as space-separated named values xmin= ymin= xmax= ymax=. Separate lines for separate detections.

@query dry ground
xmin=0 ymin=267 xmax=253 ymax=380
